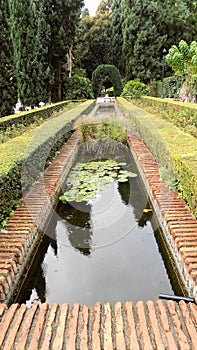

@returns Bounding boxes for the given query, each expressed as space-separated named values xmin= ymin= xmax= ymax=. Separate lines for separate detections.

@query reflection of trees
xmin=57 ymin=202 xmax=92 ymax=256
xmin=118 ymin=176 xmax=153 ymax=227
xmin=16 ymin=234 xmax=57 ymax=304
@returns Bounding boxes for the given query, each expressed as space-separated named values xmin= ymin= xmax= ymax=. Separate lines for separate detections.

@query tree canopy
xmin=1 ymin=0 xmax=197 ymax=116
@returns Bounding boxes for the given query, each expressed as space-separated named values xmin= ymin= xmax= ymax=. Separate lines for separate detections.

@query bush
xmin=117 ymin=97 xmax=197 ymax=217
xmin=163 ymin=76 xmax=183 ymax=99
xmin=121 ymin=80 xmax=149 ymax=99
xmin=149 ymin=76 xmax=182 ymax=98
xmin=92 ymin=65 xmax=123 ymax=98
xmin=0 ymin=100 xmax=73 ymax=134
xmin=63 ymin=75 xmax=94 ymax=100
xmin=0 ymin=101 xmax=94 ymax=224
xmin=138 ymin=96 xmax=197 ymax=138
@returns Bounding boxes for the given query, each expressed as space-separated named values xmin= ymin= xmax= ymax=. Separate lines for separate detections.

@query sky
xmin=83 ymin=0 xmax=101 ymax=16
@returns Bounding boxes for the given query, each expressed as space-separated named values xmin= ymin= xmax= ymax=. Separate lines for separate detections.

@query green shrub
xmin=149 ymin=76 xmax=182 ymax=98
xmin=121 ymin=80 xmax=149 ymax=99
xmin=0 ymin=101 xmax=94 ymax=224
xmin=63 ymin=75 xmax=94 ymax=100
xmin=92 ymin=64 xmax=123 ymax=98
xmin=163 ymin=76 xmax=182 ymax=99
xmin=117 ymin=97 xmax=197 ymax=217
xmin=0 ymin=100 xmax=75 ymax=134
xmin=138 ymin=96 xmax=197 ymax=138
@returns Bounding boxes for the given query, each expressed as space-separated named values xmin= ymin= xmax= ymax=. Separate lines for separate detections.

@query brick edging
xmin=0 ymin=131 xmax=82 ymax=304
xmin=127 ymin=129 xmax=197 ymax=301
xmin=0 ymin=300 xmax=197 ymax=349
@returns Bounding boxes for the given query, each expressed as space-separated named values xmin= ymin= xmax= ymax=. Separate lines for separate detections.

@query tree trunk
xmin=57 ymin=62 xmax=62 ymax=101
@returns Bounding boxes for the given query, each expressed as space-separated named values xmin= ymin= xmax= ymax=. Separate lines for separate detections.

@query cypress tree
xmin=8 ymin=0 xmax=49 ymax=106
xmin=121 ymin=0 xmax=167 ymax=82
xmin=111 ymin=0 xmax=124 ymax=76
xmin=43 ymin=0 xmax=84 ymax=102
xmin=0 ymin=0 xmax=17 ymax=116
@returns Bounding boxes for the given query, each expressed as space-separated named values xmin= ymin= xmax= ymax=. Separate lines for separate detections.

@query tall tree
xmin=111 ymin=0 xmax=124 ymax=76
xmin=164 ymin=0 xmax=197 ymax=46
xmin=112 ymin=0 xmax=197 ymax=83
xmin=43 ymin=0 xmax=84 ymax=101
xmin=8 ymin=0 xmax=50 ymax=106
xmin=76 ymin=0 xmax=113 ymax=79
xmin=0 ymin=0 xmax=17 ymax=116
xmin=121 ymin=0 xmax=167 ymax=82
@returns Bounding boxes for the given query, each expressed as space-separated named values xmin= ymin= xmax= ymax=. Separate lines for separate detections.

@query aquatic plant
xmin=59 ymin=159 xmax=137 ymax=204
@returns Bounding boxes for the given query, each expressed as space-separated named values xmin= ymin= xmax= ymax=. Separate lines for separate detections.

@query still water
xmin=17 ymin=145 xmax=182 ymax=307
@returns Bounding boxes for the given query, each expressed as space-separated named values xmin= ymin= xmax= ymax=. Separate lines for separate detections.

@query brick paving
xmin=0 ymin=119 xmax=197 ymax=348
xmin=0 ymin=300 xmax=196 ymax=349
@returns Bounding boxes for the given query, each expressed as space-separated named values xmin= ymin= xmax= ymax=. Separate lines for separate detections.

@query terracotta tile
xmin=52 ymin=303 xmax=68 ymax=350
xmin=66 ymin=303 xmax=80 ymax=350
xmin=114 ymin=302 xmax=126 ymax=350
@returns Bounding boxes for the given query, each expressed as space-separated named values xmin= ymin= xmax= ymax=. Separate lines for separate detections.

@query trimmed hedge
xmin=0 ymin=100 xmax=83 ymax=133
xmin=92 ymin=64 xmax=123 ymax=98
xmin=140 ymin=96 xmax=197 ymax=113
xmin=0 ymin=100 xmax=94 ymax=224
xmin=121 ymin=80 xmax=149 ymax=99
xmin=117 ymin=97 xmax=197 ymax=217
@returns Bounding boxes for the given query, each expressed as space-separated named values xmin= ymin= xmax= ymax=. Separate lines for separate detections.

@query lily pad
xmin=59 ymin=158 xmax=131 ymax=204
xmin=118 ymin=177 xmax=129 ymax=182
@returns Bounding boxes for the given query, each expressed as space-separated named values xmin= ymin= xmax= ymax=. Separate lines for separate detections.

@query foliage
xmin=111 ymin=0 xmax=124 ymax=75
xmin=120 ymin=0 xmax=167 ymax=82
xmin=166 ymin=40 xmax=197 ymax=77
xmin=8 ymin=0 xmax=50 ymax=106
xmin=0 ymin=102 xmax=80 ymax=144
xmin=166 ymin=40 xmax=197 ymax=102
xmin=92 ymin=64 xmax=123 ymax=98
xmin=0 ymin=101 xmax=77 ymax=134
xmin=162 ymin=76 xmax=183 ymax=99
xmin=73 ymin=0 xmax=113 ymax=79
xmin=63 ymin=75 xmax=94 ymax=100
xmin=142 ymin=97 xmax=197 ymax=138
xmin=111 ymin=0 xmax=197 ymax=83
xmin=60 ymin=159 xmax=137 ymax=203
xmin=80 ymin=122 xmax=127 ymax=144
xmin=0 ymin=0 xmax=17 ymax=117
xmin=0 ymin=101 xmax=93 ymax=224
xmin=6 ymin=0 xmax=84 ymax=106
xmin=121 ymin=80 xmax=149 ymax=99
xmin=42 ymin=0 xmax=84 ymax=101
xmin=137 ymin=96 xmax=197 ymax=138
xmin=118 ymin=97 xmax=197 ymax=217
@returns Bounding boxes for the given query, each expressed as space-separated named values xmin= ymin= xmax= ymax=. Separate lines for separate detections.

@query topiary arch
xmin=92 ymin=64 xmax=123 ymax=98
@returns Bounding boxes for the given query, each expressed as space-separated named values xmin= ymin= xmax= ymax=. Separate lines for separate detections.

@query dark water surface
xmin=17 ymin=145 xmax=183 ymax=307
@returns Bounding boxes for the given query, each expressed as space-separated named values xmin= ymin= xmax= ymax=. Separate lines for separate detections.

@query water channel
xmin=16 ymin=129 xmax=184 ymax=307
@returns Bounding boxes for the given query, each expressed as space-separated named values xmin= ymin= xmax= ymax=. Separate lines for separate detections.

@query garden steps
xmin=0 ymin=300 xmax=196 ymax=349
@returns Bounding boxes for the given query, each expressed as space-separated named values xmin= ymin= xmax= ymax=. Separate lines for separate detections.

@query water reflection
xmin=58 ymin=204 xmax=92 ymax=256
xmin=16 ymin=150 xmax=181 ymax=307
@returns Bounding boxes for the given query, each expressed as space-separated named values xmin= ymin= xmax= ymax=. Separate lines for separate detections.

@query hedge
xmin=92 ymin=64 xmax=123 ymax=98
xmin=117 ymin=97 xmax=197 ymax=217
xmin=0 ymin=100 xmax=94 ymax=224
xmin=0 ymin=100 xmax=85 ymax=133
xmin=140 ymin=96 xmax=197 ymax=114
